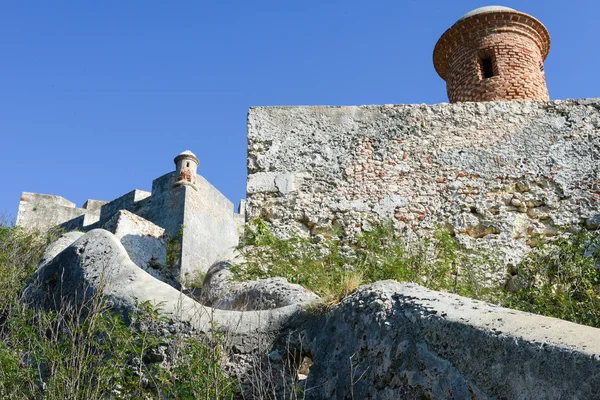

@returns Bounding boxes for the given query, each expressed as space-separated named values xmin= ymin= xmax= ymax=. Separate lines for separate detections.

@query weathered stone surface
xmin=102 ymin=210 xmax=177 ymax=287
xmin=246 ymin=100 xmax=600 ymax=268
xmin=24 ymin=229 xmax=303 ymax=353
xmin=181 ymin=175 xmax=239 ymax=278
xmin=281 ymin=281 xmax=600 ymax=399
xmin=37 ymin=231 xmax=84 ymax=270
xmin=16 ymin=193 xmax=96 ymax=232
xmin=17 ymin=150 xmax=241 ymax=286
xmin=200 ymin=261 xmax=319 ymax=311
xmin=24 ymin=232 xmax=600 ymax=398
xmin=133 ymin=171 xmax=240 ymax=281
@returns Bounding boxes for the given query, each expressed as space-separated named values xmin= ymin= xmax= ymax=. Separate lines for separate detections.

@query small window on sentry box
xmin=479 ymin=55 xmax=495 ymax=79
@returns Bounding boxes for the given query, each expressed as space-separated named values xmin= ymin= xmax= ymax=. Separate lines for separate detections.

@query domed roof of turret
xmin=174 ymin=150 xmax=199 ymax=164
xmin=458 ymin=6 xmax=516 ymax=21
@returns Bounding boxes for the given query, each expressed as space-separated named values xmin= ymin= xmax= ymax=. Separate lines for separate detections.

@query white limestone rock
xmin=199 ymin=261 xmax=320 ymax=311
xmin=102 ymin=210 xmax=176 ymax=287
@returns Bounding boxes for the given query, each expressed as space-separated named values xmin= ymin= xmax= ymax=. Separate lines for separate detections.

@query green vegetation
xmin=166 ymin=224 xmax=184 ymax=269
xmin=3 ymin=215 xmax=600 ymax=398
xmin=503 ymin=231 xmax=600 ymax=327
xmin=0 ymin=223 xmax=235 ymax=399
xmin=234 ymin=219 xmax=600 ymax=327
xmin=184 ymin=270 xmax=207 ymax=289
xmin=233 ymin=219 xmax=497 ymax=307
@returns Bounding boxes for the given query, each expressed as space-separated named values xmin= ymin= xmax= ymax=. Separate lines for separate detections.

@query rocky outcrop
xmin=281 ymin=281 xmax=600 ymax=399
xmin=23 ymin=229 xmax=306 ymax=353
xmin=102 ymin=210 xmax=177 ymax=287
xmin=37 ymin=231 xmax=84 ymax=270
xmin=24 ymin=230 xmax=600 ymax=399
xmin=199 ymin=261 xmax=320 ymax=311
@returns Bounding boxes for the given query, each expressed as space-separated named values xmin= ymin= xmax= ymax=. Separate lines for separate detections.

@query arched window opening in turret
xmin=480 ymin=56 xmax=495 ymax=79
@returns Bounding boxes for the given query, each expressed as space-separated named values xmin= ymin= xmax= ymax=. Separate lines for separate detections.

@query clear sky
xmin=1 ymin=1 xmax=599 ymax=221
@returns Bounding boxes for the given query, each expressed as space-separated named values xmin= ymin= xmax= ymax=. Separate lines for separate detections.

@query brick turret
xmin=433 ymin=6 xmax=550 ymax=103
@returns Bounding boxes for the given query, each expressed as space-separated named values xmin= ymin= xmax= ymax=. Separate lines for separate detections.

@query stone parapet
xmin=16 ymin=151 xmax=240 ymax=285
xmin=17 ymin=192 xmax=94 ymax=232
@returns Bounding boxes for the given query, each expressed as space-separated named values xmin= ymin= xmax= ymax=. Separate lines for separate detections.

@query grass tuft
xmin=0 ymin=222 xmax=236 ymax=399
xmin=234 ymin=218 xmax=600 ymax=328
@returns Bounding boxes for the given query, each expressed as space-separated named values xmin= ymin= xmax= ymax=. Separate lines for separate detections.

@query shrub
xmin=235 ymin=218 xmax=600 ymax=328
xmin=0 ymin=222 xmax=236 ymax=399
xmin=502 ymin=231 xmax=600 ymax=327
xmin=0 ymin=223 xmax=50 ymax=329
xmin=233 ymin=219 xmax=498 ymax=306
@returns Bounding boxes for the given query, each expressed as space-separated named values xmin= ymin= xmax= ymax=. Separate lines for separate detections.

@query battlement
xmin=17 ymin=151 xmax=241 ymax=285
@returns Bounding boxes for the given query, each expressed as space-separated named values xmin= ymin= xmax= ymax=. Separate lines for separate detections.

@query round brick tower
xmin=433 ymin=6 xmax=550 ymax=103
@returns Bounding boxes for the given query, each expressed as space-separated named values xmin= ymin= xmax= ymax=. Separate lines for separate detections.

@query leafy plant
xmin=166 ymin=224 xmax=184 ymax=269
xmin=502 ymin=231 xmax=600 ymax=327
xmin=184 ymin=270 xmax=206 ymax=289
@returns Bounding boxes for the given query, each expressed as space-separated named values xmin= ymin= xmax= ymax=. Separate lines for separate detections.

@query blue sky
xmin=1 ymin=1 xmax=599 ymax=221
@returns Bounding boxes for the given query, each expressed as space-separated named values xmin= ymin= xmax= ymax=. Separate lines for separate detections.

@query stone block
xmin=102 ymin=210 xmax=176 ymax=287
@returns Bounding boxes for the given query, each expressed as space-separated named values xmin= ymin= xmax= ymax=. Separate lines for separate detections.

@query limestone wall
xmin=17 ymin=169 xmax=240 ymax=284
xmin=246 ymin=99 xmax=600 ymax=264
xmin=17 ymin=193 xmax=97 ymax=232
xmin=181 ymin=175 xmax=239 ymax=280
xmin=97 ymin=189 xmax=151 ymax=227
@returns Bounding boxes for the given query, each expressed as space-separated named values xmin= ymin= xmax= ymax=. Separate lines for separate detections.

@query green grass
xmin=234 ymin=218 xmax=600 ymax=327
xmin=233 ymin=219 xmax=498 ymax=306
xmin=502 ymin=231 xmax=600 ymax=327
xmin=0 ymin=222 xmax=236 ymax=399
xmin=3 ymin=215 xmax=600 ymax=398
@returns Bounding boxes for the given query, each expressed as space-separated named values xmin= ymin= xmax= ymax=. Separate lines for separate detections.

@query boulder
xmin=200 ymin=261 xmax=320 ymax=311
xmin=37 ymin=231 xmax=83 ymax=270
xmin=278 ymin=281 xmax=600 ymax=400
xmin=23 ymin=229 xmax=303 ymax=353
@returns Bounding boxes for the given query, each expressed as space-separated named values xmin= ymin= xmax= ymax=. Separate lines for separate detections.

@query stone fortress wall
xmin=14 ymin=5 xmax=600 ymax=396
xmin=17 ymin=151 xmax=241 ymax=286
xmin=13 ymin=5 xmax=600 ymax=397
xmin=244 ymin=5 xmax=579 ymax=269
xmin=245 ymin=99 xmax=600 ymax=267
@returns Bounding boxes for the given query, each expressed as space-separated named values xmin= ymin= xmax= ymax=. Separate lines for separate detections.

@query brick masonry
xmin=433 ymin=8 xmax=550 ymax=102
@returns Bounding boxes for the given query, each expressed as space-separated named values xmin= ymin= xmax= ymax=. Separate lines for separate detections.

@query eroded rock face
xmin=276 ymin=281 xmax=600 ymax=400
xmin=37 ymin=231 xmax=84 ymax=270
xmin=24 ymin=231 xmax=600 ymax=399
xmin=199 ymin=261 xmax=319 ymax=311
xmin=23 ymin=229 xmax=304 ymax=354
